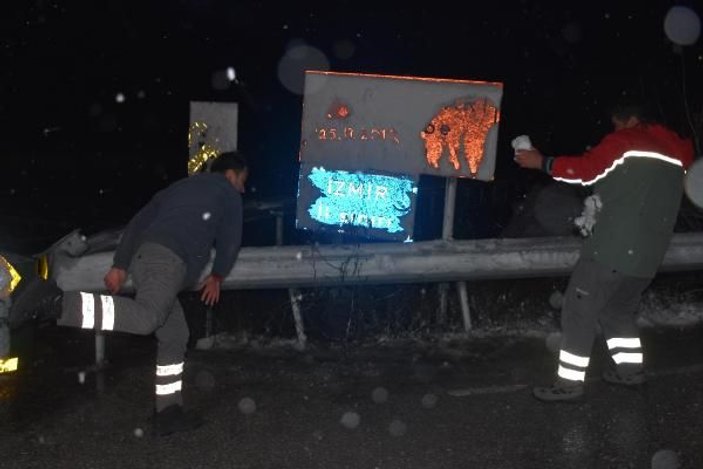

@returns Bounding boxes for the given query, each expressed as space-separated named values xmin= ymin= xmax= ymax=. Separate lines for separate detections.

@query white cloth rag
xmin=511 ymin=135 xmax=533 ymax=152
xmin=574 ymin=194 xmax=602 ymax=237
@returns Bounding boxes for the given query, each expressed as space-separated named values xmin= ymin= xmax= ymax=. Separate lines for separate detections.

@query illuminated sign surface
xmin=295 ymin=71 xmax=502 ymax=240
xmin=296 ymin=165 xmax=418 ymax=241
xmin=299 ymin=71 xmax=503 ymax=180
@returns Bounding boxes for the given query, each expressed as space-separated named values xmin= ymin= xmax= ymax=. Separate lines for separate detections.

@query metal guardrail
xmin=45 ymin=230 xmax=703 ymax=355
xmin=53 ymin=232 xmax=703 ymax=292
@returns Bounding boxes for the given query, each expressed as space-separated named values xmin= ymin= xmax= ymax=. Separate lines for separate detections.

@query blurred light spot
xmin=664 ymin=6 xmax=701 ymax=46
xmin=115 ymin=93 xmax=125 ymax=103
xmin=277 ymin=41 xmax=330 ymax=95
xmin=651 ymin=449 xmax=681 ymax=469
xmin=226 ymin=67 xmax=237 ymax=82
xmin=388 ymin=419 xmax=407 ymax=437
xmin=549 ymin=290 xmax=564 ymax=309
xmin=202 ymin=212 xmax=212 ymax=221
xmin=340 ymin=411 xmax=360 ymax=429
xmin=372 ymin=387 xmax=388 ymax=403
xmin=332 ymin=39 xmax=356 ymax=60
xmin=133 ymin=428 xmax=144 ymax=438
xmin=238 ymin=397 xmax=257 ymax=414
xmin=421 ymin=393 xmax=438 ymax=409
xmin=137 ymin=90 xmax=146 ymax=99
xmin=195 ymin=370 xmax=215 ymax=390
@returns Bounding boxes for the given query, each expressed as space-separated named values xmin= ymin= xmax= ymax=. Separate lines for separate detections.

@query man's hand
xmin=199 ymin=274 xmax=223 ymax=307
xmin=104 ymin=267 xmax=127 ymax=295
xmin=514 ymin=148 xmax=545 ymax=170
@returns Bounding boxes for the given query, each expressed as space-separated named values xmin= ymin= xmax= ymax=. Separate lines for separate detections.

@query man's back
xmin=583 ymin=124 xmax=692 ymax=278
xmin=116 ymin=172 xmax=243 ymax=286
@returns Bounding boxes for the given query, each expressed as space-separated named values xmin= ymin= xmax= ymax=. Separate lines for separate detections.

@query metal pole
xmin=438 ymin=178 xmax=457 ymax=325
xmin=205 ymin=307 xmax=213 ymax=338
xmin=440 ymin=177 xmax=472 ymax=332
xmin=95 ymin=332 xmax=105 ymax=367
xmin=442 ymin=178 xmax=457 ymax=239
xmin=289 ymin=289 xmax=306 ymax=350
xmin=274 ymin=211 xmax=306 ymax=350
xmin=458 ymin=281 xmax=471 ymax=332
xmin=275 ymin=211 xmax=284 ymax=249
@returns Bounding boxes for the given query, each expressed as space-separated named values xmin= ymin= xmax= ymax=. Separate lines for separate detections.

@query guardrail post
xmin=95 ymin=332 xmax=105 ymax=367
xmin=440 ymin=177 xmax=472 ymax=332
xmin=273 ymin=210 xmax=306 ymax=350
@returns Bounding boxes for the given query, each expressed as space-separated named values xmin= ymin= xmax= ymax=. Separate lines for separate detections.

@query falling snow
xmin=421 ymin=393 xmax=438 ymax=409
xmin=340 ymin=411 xmax=360 ymax=429
xmin=388 ymin=419 xmax=407 ymax=437
xmin=371 ymin=387 xmax=388 ymax=404
xmin=238 ymin=397 xmax=257 ymax=415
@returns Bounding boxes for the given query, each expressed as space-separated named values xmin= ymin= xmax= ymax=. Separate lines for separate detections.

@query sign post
xmin=296 ymin=71 xmax=502 ymax=331
xmin=438 ymin=177 xmax=471 ymax=331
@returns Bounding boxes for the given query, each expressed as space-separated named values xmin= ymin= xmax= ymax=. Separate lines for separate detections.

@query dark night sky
xmin=1 ymin=0 xmax=701 ymax=252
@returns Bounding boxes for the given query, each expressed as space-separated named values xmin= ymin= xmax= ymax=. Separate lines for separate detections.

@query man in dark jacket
xmin=514 ymin=101 xmax=693 ymax=402
xmin=55 ymin=151 xmax=247 ymax=433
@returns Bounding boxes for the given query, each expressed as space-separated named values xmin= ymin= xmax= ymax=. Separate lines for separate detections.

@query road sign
xmin=298 ymin=71 xmax=503 ymax=180
xmin=296 ymin=164 xmax=418 ymax=241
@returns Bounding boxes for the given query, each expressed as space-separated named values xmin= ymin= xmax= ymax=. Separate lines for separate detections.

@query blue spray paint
xmin=306 ymin=166 xmax=417 ymax=235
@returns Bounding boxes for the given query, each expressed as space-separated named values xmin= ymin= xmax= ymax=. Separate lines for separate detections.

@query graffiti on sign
xmin=421 ymin=97 xmax=500 ymax=176
xmin=299 ymin=71 xmax=503 ymax=180
xmin=295 ymin=71 xmax=502 ymax=241
xmin=296 ymin=165 xmax=418 ymax=241
xmin=188 ymin=101 xmax=238 ymax=175
xmin=188 ymin=121 xmax=221 ymax=175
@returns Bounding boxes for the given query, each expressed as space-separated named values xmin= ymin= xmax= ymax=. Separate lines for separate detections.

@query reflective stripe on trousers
xmin=557 ymin=349 xmax=590 ymax=382
xmin=607 ymin=336 xmax=643 ymax=365
xmin=155 ymin=362 xmax=184 ymax=397
xmin=78 ymin=292 xmax=116 ymax=331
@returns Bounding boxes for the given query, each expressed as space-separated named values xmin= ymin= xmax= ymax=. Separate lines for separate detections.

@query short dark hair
xmin=607 ymin=96 xmax=657 ymax=124
xmin=209 ymin=151 xmax=248 ymax=174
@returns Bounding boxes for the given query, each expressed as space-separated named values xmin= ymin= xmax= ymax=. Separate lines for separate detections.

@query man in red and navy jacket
xmin=515 ymin=100 xmax=694 ymax=402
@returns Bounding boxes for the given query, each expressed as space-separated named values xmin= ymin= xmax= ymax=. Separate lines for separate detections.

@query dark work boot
xmin=532 ymin=379 xmax=585 ymax=403
xmin=9 ymin=278 xmax=63 ymax=328
xmin=602 ymin=368 xmax=646 ymax=388
xmin=153 ymin=405 xmax=204 ymax=437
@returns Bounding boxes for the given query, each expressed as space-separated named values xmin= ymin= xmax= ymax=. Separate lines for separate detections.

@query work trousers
xmin=556 ymin=257 xmax=651 ymax=384
xmin=58 ymin=242 xmax=189 ymax=411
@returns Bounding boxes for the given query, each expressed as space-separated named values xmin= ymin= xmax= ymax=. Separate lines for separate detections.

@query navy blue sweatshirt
xmin=113 ymin=172 xmax=243 ymax=286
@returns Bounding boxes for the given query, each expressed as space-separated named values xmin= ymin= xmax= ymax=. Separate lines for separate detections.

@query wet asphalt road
xmin=1 ymin=323 xmax=702 ymax=469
